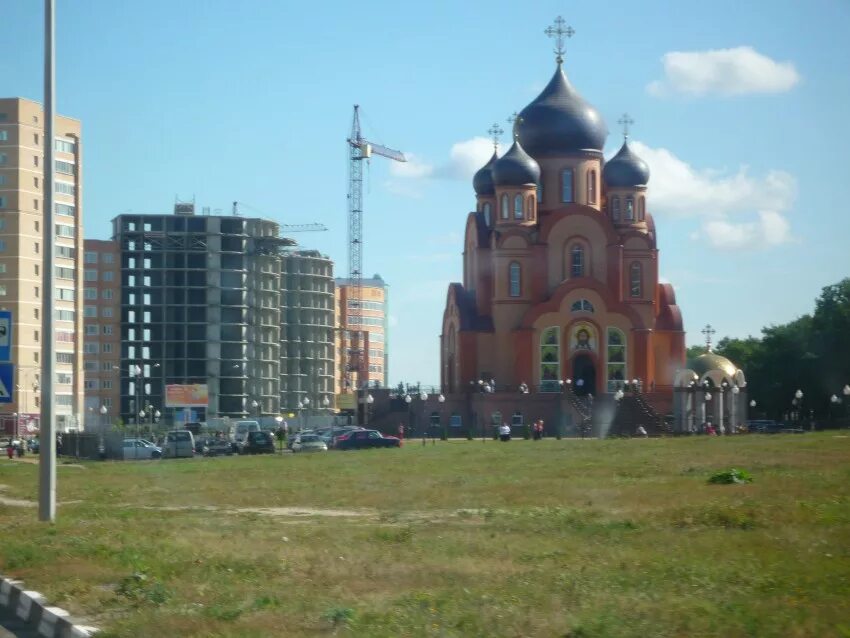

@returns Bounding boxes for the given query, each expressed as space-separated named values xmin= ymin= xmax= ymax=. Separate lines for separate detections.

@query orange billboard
xmin=165 ymin=384 xmax=209 ymax=408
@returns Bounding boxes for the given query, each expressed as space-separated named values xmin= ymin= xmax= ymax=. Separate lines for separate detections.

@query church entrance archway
xmin=572 ymin=354 xmax=596 ymax=396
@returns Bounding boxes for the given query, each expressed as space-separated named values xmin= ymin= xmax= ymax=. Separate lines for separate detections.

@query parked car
xmin=239 ymin=431 xmax=275 ymax=455
xmin=123 ymin=438 xmax=162 ymax=460
xmin=163 ymin=430 xmax=195 ymax=458
xmin=319 ymin=426 xmax=363 ymax=448
xmin=334 ymin=429 xmax=401 ymax=450
xmin=231 ymin=420 xmax=260 ymax=451
xmin=747 ymin=419 xmax=782 ymax=433
xmin=27 ymin=438 xmax=39 ymax=453
xmin=291 ymin=434 xmax=328 ymax=453
xmin=196 ymin=436 xmax=233 ymax=457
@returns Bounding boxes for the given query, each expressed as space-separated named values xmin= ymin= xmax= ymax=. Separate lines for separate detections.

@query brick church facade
xmin=438 ymin=29 xmax=685 ymax=433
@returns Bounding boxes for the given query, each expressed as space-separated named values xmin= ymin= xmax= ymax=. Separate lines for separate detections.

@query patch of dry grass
xmin=0 ymin=434 xmax=849 ymax=636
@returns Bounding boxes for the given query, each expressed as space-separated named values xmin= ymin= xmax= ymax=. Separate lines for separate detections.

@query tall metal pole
xmin=39 ymin=0 xmax=57 ymax=522
xmin=348 ymin=106 xmax=364 ymax=425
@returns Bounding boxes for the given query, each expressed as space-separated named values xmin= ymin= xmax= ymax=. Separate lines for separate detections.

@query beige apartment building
xmin=0 ymin=97 xmax=85 ymax=434
xmin=334 ymin=275 xmax=389 ymax=396
xmin=82 ymin=239 xmax=120 ymax=427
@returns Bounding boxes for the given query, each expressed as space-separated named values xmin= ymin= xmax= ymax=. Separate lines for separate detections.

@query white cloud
xmin=628 ymin=140 xmax=796 ymax=218
xmin=620 ymin=141 xmax=797 ymax=251
xmin=647 ymin=46 xmax=800 ymax=97
xmin=699 ymin=210 xmax=793 ymax=251
xmin=389 ymin=136 xmax=494 ymax=184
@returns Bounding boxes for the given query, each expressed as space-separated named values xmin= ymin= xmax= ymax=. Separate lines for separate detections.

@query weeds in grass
xmin=321 ymin=605 xmax=355 ymax=628
xmin=116 ymin=572 xmax=171 ymax=606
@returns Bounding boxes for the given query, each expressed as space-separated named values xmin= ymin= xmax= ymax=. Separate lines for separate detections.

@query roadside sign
xmin=0 ymin=310 xmax=10 ymax=362
xmin=0 ymin=363 xmax=13 ymax=403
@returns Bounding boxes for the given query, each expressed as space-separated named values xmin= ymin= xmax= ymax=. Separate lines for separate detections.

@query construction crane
xmin=231 ymin=201 xmax=328 ymax=233
xmin=346 ymin=105 xmax=406 ymax=396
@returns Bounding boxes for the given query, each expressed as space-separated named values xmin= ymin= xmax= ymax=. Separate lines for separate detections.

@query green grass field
xmin=1 ymin=434 xmax=849 ymax=637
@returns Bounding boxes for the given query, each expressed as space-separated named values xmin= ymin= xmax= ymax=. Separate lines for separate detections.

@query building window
xmin=0 ymin=131 xmax=6 ymax=141
xmin=540 ymin=327 xmax=560 ymax=392
xmin=500 ymin=194 xmax=509 ymax=219
xmin=561 ymin=168 xmax=574 ymax=203
xmin=84 ymin=288 xmax=97 ymax=300
xmin=612 ymin=197 xmax=621 ymax=221
xmin=102 ymin=307 xmax=113 ymax=318
xmin=33 ymin=155 xmax=39 ymax=167
xmin=513 ymin=194 xmax=523 ymax=219
xmin=570 ymin=244 xmax=584 ymax=278
xmin=570 ymin=299 xmax=595 ymax=313
xmin=509 ymin=262 xmax=521 ymax=297
xmin=103 ymin=325 xmax=113 ymax=336
xmin=0 ymin=264 xmax=5 ymax=274
xmin=55 ymin=160 xmax=75 ymax=175
xmin=102 ymin=343 xmax=113 ymax=353
xmin=0 ymin=285 xmax=6 ymax=296
xmin=56 ymin=203 xmax=74 ymax=216
xmin=630 ymin=262 xmax=642 ymax=297
xmin=606 ymin=328 xmax=627 ymax=392
xmin=482 ymin=202 xmax=491 ymax=226
xmin=587 ymin=170 xmax=596 ymax=204
xmin=527 ymin=195 xmax=535 ymax=220
xmin=0 ymin=198 xmax=5 ymax=209
xmin=102 ymin=253 xmax=114 ymax=264
xmin=85 ymin=325 xmax=98 ymax=335
xmin=84 ymin=306 xmax=96 ymax=318
xmin=57 ymin=288 xmax=75 ymax=301
xmin=0 ymin=176 xmax=5 ymax=186
xmin=55 ymin=139 xmax=76 ymax=153
xmin=84 ymin=269 xmax=97 ymax=281
xmin=626 ymin=197 xmax=635 ymax=221
xmin=0 ymin=220 xmax=5 ymax=231
xmin=55 ymin=181 xmax=75 ymax=196
xmin=84 ymin=251 xmax=97 ymax=264
xmin=638 ymin=196 xmax=645 ymax=221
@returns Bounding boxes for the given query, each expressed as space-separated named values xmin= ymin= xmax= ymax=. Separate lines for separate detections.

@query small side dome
xmin=491 ymin=140 xmax=540 ymax=187
xmin=473 ymin=151 xmax=498 ymax=196
xmin=689 ymin=353 xmax=737 ymax=380
xmin=603 ymin=140 xmax=650 ymax=188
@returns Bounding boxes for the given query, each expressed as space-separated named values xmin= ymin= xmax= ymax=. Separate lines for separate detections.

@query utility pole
xmin=39 ymin=0 xmax=57 ymax=522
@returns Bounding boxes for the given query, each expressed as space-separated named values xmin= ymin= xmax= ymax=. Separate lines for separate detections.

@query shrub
xmin=708 ymin=468 xmax=754 ymax=485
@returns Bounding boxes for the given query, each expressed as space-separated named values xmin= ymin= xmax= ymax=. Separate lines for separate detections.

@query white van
xmin=163 ymin=430 xmax=195 ymax=458
xmin=232 ymin=421 xmax=260 ymax=450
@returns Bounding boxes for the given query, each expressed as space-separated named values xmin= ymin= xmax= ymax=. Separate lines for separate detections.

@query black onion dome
xmin=473 ymin=150 xmax=498 ymax=195
xmin=491 ymin=139 xmax=540 ymax=186
xmin=603 ymin=139 xmax=650 ymax=187
xmin=518 ymin=64 xmax=608 ymax=156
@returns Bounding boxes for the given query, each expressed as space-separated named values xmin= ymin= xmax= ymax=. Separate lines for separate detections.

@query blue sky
xmin=2 ymin=1 xmax=848 ymax=386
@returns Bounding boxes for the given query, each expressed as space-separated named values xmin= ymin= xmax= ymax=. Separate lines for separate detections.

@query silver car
xmin=291 ymin=434 xmax=328 ymax=453
xmin=122 ymin=438 xmax=162 ymax=460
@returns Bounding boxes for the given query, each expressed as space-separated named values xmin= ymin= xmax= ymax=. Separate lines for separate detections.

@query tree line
xmin=686 ymin=278 xmax=850 ymax=423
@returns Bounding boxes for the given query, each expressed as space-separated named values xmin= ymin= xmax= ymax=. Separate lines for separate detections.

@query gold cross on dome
xmin=618 ymin=113 xmax=634 ymax=139
xmin=701 ymin=324 xmax=716 ymax=351
xmin=488 ymin=123 xmax=504 ymax=150
xmin=507 ymin=112 xmax=523 ymax=139
xmin=544 ymin=16 xmax=575 ymax=64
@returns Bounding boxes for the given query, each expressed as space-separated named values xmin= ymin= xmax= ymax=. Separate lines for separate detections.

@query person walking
xmin=5 ymin=441 xmax=14 ymax=460
xmin=499 ymin=423 xmax=511 ymax=442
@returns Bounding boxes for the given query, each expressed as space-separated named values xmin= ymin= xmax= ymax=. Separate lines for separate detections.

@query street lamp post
xmin=730 ymin=385 xmax=740 ymax=434
xmin=365 ymin=393 xmax=374 ymax=426
xmin=99 ymin=405 xmax=107 ymax=432
xmin=703 ymin=390 xmax=712 ymax=433
xmin=438 ymin=393 xmax=446 ymax=440
xmin=843 ymin=385 xmax=850 ymax=426
xmin=793 ymin=389 xmax=804 ymax=428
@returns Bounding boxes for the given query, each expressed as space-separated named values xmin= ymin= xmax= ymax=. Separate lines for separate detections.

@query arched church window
xmin=540 ymin=327 xmax=560 ymax=392
xmin=571 ymin=244 xmax=584 ymax=278
xmin=537 ymin=179 xmax=543 ymax=203
xmin=630 ymin=262 xmax=642 ymax=297
xmin=606 ymin=328 xmax=627 ymax=392
xmin=483 ymin=202 xmax=492 ymax=226
xmin=511 ymin=411 xmax=524 ymax=426
xmin=514 ymin=194 xmax=523 ymax=219
xmin=638 ymin=197 xmax=645 ymax=221
xmin=626 ymin=197 xmax=635 ymax=221
xmin=509 ymin=262 xmax=521 ymax=297
xmin=500 ymin=194 xmax=509 ymax=219
xmin=612 ymin=197 xmax=621 ymax=221
xmin=570 ymin=299 xmax=595 ymax=313
xmin=561 ymin=169 xmax=574 ymax=203
xmin=587 ymin=170 xmax=596 ymax=204
xmin=527 ymin=195 xmax=535 ymax=220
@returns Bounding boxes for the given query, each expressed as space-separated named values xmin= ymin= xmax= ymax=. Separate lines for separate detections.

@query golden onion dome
xmin=689 ymin=352 xmax=738 ymax=379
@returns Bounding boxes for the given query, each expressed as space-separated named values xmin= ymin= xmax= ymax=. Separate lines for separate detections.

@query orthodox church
xmin=440 ymin=21 xmax=685 ymax=407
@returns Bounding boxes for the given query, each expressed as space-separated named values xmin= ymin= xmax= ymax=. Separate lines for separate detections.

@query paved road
xmin=0 ymin=606 xmax=40 ymax=638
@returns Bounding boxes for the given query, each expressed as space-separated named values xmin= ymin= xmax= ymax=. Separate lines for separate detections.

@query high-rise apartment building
xmin=82 ymin=239 xmax=120 ymax=425
xmin=0 ymin=98 xmax=85 ymax=433
xmin=112 ymin=207 xmax=284 ymax=423
xmin=279 ymin=250 xmax=335 ymax=413
xmin=335 ymin=275 xmax=389 ymax=391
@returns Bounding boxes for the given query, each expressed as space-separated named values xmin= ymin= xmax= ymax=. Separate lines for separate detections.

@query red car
xmin=334 ymin=429 xmax=401 ymax=450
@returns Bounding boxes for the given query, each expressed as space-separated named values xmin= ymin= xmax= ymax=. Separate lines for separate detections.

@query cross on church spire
xmin=544 ymin=16 xmax=574 ymax=65
xmin=618 ymin=113 xmax=634 ymax=139
xmin=488 ymin=122 xmax=504 ymax=151
xmin=701 ymin=324 xmax=716 ymax=352
xmin=507 ymin=112 xmax=523 ymax=139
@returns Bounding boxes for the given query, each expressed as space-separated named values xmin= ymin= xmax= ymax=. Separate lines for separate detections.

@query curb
xmin=0 ymin=576 xmax=98 ymax=637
